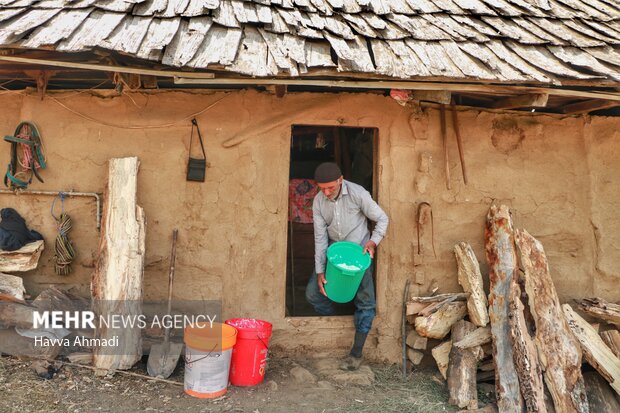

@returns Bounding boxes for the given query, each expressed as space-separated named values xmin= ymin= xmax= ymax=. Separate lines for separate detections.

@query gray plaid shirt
xmin=313 ymin=180 xmax=389 ymax=274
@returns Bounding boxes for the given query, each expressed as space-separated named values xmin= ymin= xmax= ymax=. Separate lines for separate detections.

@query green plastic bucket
xmin=325 ymin=241 xmax=372 ymax=303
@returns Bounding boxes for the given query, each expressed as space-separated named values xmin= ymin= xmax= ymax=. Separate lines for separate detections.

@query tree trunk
xmin=516 ymin=229 xmax=589 ymax=413
xmin=484 ymin=204 xmax=524 ymax=413
xmin=455 ymin=242 xmax=489 ymax=327
xmin=563 ymin=304 xmax=620 ymax=395
xmin=509 ymin=280 xmax=546 ymax=412
xmin=92 ymin=157 xmax=145 ymax=373
xmin=448 ymin=320 xmax=480 ymax=409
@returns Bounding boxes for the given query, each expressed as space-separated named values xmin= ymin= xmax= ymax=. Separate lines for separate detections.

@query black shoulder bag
xmin=187 ymin=118 xmax=206 ymax=182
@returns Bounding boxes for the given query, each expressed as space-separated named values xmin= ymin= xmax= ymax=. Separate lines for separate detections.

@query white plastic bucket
xmin=183 ymin=322 xmax=237 ymax=398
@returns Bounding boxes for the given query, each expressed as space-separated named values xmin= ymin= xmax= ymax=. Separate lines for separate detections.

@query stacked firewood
xmin=406 ymin=204 xmax=620 ymax=413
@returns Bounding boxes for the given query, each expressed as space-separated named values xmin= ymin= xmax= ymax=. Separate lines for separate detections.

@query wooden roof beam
xmin=176 ymin=77 xmax=620 ymax=102
xmin=490 ymin=93 xmax=549 ymax=110
xmin=562 ymin=99 xmax=620 ymax=115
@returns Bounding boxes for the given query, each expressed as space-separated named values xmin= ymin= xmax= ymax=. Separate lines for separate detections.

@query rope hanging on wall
xmin=4 ymin=122 xmax=47 ymax=189
xmin=51 ymin=193 xmax=75 ymax=275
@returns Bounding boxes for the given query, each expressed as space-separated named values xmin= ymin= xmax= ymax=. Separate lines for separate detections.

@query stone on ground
xmin=314 ymin=358 xmax=375 ymax=386
xmin=290 ymin=366 xmax=317 ymax=384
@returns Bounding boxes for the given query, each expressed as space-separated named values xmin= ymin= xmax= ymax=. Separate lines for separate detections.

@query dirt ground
xmin=0 ymin=352 xmax=473 ymax=413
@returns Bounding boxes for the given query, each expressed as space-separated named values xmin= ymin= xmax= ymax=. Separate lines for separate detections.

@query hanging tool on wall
xmin=51 ymin=193 xmax=75 ymax=275
xmin=451 ymin=104 xmax=468 ymax=185
xmin=4 ymin=122 xmax=46 ymax=189
xmin=439 ymin=105 xmax=450 ymax=190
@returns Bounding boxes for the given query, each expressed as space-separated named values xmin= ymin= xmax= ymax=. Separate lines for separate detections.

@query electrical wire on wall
xmin=51 ymin=193 xmax=75 ymax=275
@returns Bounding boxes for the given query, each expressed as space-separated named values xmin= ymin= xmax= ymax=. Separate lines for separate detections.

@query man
xmin=305 ymin=162 xmax=389 ymax=370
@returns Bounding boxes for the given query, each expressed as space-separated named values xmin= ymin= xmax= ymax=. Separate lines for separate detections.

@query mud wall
xmin=0 ymin=89 xmax=617 ymax=363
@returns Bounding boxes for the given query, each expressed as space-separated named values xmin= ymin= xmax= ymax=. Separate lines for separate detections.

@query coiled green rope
xmin=52 ymin=194 xmax=75 ymax=275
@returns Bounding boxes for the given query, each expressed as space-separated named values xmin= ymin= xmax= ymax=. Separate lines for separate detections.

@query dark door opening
xmin=286 ymin=125 xmax=377 ymax=317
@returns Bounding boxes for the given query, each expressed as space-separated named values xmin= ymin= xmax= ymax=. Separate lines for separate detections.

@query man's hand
xmin=317 ymin=273 xmax=327 ymax=297
xmin=363 ymin=241 xmax=376 ymax=258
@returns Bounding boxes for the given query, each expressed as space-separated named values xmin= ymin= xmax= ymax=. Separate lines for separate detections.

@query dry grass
xmin=326 ymin=365 xmax=459 ymax=413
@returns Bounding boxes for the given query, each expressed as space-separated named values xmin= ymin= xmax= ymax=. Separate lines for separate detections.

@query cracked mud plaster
xmin=0 ymin=89 xmax=618 ymax=363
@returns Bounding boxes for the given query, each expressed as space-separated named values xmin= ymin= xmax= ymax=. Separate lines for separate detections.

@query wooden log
xmin=0 ymin=301 xmax=35 ymax=329
xmin=454 ymin=242 xmax=489 ymax=327
xmin=583 ymin=371 xmax=620 ymax=413
xmin=415 ymin=301 xmax=467 ymax=339
xmin=432 ymin=340 xmax=452 ymax=380
xmin=601 ymin=330 xmax=620 ymax=358
xmin=418 ymin=294 xmax=464 ymax=317
xmin=508 ymin=280 xmax=547 ymax=413
xmin=92 ymin=157 xmax=145 ymax=373
xmin=484 ymin=204 xmax=524 ymax=412
xmin=563 ymin=304 xmax=620 ymax=395
xmin=32 ymin=287 xmax=89 ymax=312
xmin=0 ymin=328 xmax=62 ymax=359
xmin=544 ymin=387 xmax=557 ymax=413
xmin=454 ymin=326 xmax=491 ymax=349
xmin=406 ymin=301 xmax=430 ymax=317
xmin=407 ymin=348 xmax=424 ymax=365
xmin=0 ymin=272 xmax=26 ymax=302
xmin=578 ymin=298 xmax=620 ymax=327
xmin=448 ymin=320 xmax=480 ymax=409
xmin=516 ymin=229 xmax=589 ymax=413
xmin=67 ymin=352 xmax=93 ymax=365
xmin=409 ymin=292 xmax=469 ymax=303
xmin=406 ymin=329 xmax=428 ymax=350
xmin=479 ymin=360 xmax=495 ymax=371
xmin=477 ymin=370 xmax=496 ymax=382
xmin=0 ymin=240 xmax=44 ymax=272
xmin=0 ymin=287 xmax=88 ymax=330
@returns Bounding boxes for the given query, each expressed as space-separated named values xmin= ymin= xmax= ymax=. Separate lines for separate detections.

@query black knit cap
xmin=314 ymin=162 xmax=342 ymax=183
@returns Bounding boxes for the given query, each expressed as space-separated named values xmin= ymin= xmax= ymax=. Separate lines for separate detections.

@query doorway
xmin=286 ymin=125 xmax=377 ymax=317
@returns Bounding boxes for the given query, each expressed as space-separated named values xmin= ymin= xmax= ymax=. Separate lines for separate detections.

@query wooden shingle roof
xmin=0 ymin=0 xmax=619 ymax=86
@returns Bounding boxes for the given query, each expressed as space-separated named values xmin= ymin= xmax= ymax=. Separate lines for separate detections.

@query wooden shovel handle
xmin=164 ymin=229 xmax=178 ymax=344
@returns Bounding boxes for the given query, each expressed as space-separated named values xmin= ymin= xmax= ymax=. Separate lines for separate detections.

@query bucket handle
xmin=184 ymin=343 xmax=218 ymax=365
xmin=256 ymin=334 xmax=270 ymax=350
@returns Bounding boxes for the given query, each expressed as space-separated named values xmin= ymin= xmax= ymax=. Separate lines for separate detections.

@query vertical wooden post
xmin=92 ymin=157 xmax=145 ymax=373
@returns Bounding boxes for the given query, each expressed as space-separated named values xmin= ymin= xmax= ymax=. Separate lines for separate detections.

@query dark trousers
xmin=305 ymin=266 xmax=376 ymax=334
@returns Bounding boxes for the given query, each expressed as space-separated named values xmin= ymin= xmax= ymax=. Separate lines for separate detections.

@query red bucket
xmin=224 ymin=318 xmax=272 ymax=387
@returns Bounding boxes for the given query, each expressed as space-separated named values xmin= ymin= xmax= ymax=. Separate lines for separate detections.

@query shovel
xmin=147 ymin=229 xmax=184 ymax=378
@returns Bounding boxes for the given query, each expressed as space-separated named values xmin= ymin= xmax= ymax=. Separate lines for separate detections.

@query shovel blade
xmin=147 ymin=342 xmax=184 ymax=378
